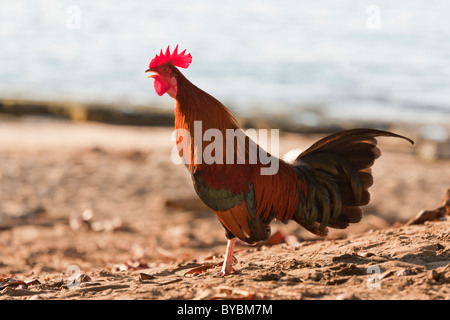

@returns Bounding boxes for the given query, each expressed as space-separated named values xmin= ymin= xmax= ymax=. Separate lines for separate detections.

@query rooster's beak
xmin=145 ymin=69 xmax=157 ymax=79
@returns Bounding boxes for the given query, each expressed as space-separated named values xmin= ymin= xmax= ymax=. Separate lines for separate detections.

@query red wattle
xmin=153 ymin=78 xmax=169 ymax=96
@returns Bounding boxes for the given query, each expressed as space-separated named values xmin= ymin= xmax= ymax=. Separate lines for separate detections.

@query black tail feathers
xmin=290 ymin=129 xmax=413 ymax=236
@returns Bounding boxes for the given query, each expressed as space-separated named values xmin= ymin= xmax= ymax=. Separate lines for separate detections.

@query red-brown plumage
xmin=252 ymin=162 xmax=300 ymax=221
xmin=174 ymin=71 xmax=301 ymax=222
xmin=146 ymin=46 xmax=414 ymax=275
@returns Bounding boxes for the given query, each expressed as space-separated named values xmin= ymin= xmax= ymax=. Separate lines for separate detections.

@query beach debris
xmin=406 ymin=188 xmax=450 ymax=225
xmin=397 ymin=268 xmax=420 ymax=276
xmin=406 ymin=208 xmax=447 ymax=225
xmin=0 ymin=277 xmax=41 ymax=290
xmin=112 ymin=259 xmax=149 ymax=272
xmin=138 ymin=273 xmax=155 ymax=281
xmin=184 ymin=262 xmax=223 ymax=276
xmin=76 ymin=273 xmax=92 ymax=284
xmin=66 ymin=273 xmax=92 ymax=289
xmin=70 ymin=209 xmax=124 ymax=232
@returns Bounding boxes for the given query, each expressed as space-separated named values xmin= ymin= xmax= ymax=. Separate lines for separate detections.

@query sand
xmin=0 ymin=117 xmax=449 ymax=300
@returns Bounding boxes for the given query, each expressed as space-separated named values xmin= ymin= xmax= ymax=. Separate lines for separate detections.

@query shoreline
xmin=2 ymin=97 xmax=449 ymax=161
xmin=2 ymin=97 xmax=448 ymax=133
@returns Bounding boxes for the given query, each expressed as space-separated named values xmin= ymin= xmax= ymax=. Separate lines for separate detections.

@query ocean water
xmin=1 ymin=0 xmax=450 ymax=125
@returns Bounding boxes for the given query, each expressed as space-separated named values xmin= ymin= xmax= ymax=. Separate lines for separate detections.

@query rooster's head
xmin=145 ymin=45 xmax=192 ymax=98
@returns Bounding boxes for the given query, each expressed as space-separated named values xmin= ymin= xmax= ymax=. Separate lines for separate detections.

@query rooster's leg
xmin=217 ymin=238 xmax=236 ymax=276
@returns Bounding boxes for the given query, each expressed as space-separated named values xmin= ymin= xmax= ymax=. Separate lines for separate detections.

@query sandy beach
xmin=0 ymin=116 xmax=449 ymax=300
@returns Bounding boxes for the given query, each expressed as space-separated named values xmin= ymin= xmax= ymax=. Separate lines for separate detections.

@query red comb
xmin=149 ymin=45 xmax=192 ymax=69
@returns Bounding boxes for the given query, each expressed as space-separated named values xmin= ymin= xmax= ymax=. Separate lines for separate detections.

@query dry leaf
xmin=139 ymin=273 xmax=155 ymax=281
xmin=184 ymin=262 xmax=223 ymax=276
xmin=406 ymin=207 xmax=446 ymax=225
xmin=25 ymin=279 xmax=41 ymax=287
xmin=0 ymin=277 xmax=41 ymax=289
xmin=407 ymin=188 xmax=450 ymax=225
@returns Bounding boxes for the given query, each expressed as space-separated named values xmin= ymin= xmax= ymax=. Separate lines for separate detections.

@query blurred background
xmin=0 ymin=0 xmax=449 ymax=276
xmin=1 ymin=0 xmax=449 ymax=127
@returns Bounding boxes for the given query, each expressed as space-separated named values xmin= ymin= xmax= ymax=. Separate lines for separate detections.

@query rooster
xmin=145 ymin=45 xmax=413 ymax=276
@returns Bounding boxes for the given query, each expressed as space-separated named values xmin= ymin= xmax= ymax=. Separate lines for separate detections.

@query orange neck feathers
xmin=172 ymin=67 xmax=240 ymax=171
xmin=171 ymin=67 xmax=300 ymax=223
xmin=174 ymin=69 xmax=239 ymax=132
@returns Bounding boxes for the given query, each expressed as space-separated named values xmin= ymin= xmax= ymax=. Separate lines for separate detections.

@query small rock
xmin=77 ymin=273 xmax=92 ymax=283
